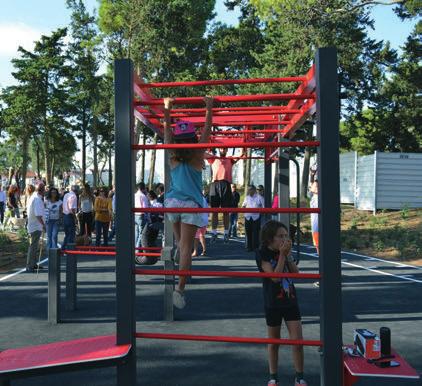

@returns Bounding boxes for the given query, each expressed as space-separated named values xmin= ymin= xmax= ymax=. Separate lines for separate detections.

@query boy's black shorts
xmin=265 ymin=305 xmax=301 ymax=327
xmin=209 ymin=180 xmax=232 ymax=208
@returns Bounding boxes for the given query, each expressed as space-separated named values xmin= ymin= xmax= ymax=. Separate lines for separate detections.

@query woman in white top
xmin=45 ymin=187 xmax=62 ymax=249
xmin=78 ymin=184 xmax=94 ymax=237
xmin=242 ymin=184 xmax=265 ymax=252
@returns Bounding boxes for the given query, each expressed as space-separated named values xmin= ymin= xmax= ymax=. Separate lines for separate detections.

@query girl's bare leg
xmin=285 ymin=320 xmax=304 ymax=372
xmin=267 ymin=326 xmax=281 ymax=375
xmin=177 ymin=222 xmax=197 ymax=292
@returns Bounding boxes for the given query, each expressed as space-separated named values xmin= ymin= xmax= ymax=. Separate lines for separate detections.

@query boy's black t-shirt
xmin=255 ymin=246 xmax=298 ymax=309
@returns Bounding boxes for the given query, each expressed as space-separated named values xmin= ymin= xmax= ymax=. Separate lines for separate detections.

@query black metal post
xmin=48 ymin=248 xmax=61 ymax=324
xmin=114 ymin=59 xmax=137 ymax=386
xmin=65 ymin=244 xmax=77 ymax=311
xmin=315 ymin=47 xmax=342 ymax=386
xmin=277 ymin=150 xmax=290 ymax=228
xmin=289 ymin=158 xmax=301 ymax=263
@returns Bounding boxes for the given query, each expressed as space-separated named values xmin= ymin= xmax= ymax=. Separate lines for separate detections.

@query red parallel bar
xmin=133 ymin=208 xmax=320 ymax=214
xmin=169 ymin=106 xmax=302 ymax=113
xmin=207 ymin=156 xmax=265 ymax=160
xmin=132 ymin=141 xmax=320 ymax=150
xmin=137 ymin=77 xmax=306 ymax=88
xmin=75 ymin=246 xmax=161 ymax=251
xmin=62 ymin=250 xmax=161 ymax=257
xmin=170 ymin=121 xmax=289 ymax=127
xmin=145 ymin=110 xmax=300 ymax=118
xmin=135 ymin=269 xmax=321 ymax=280
xmin=138 ymin=94 xmax=315 ymax=106
xmin=211 ymin=130 xmax=287 ymax=134
xmin=135 ymin=332 xmax=322 ymax=347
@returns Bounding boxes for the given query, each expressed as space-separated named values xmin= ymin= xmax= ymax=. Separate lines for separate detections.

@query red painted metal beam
xmin=133 ymin=140 xmax=319 ymax=150
xmin=137 ymin=93 xmax=315 ymax=106
xmin=136 ymin=76 xmax=306 ymax=88
xmin=211 ymin=129 xmax=288 ymax=135
xmin=136 ymin=332 xmax=322 ymax=347
xmin=133 ymin=207 xmax=320 ymax=214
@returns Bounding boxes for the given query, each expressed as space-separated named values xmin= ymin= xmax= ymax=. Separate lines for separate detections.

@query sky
xmin=0 ymin=0 xmax=417 ymax=89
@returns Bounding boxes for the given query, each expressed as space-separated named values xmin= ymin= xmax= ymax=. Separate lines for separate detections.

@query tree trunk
xmin=300 ymin=128 xmax=313 ymax=202
xmin=148 ymin=134 xmax=158 ymax=189
xmin=34 ymin=138 xmax=41 ymax=178
xmin=44 ymin=125 xmax=52 ymax=185
xmin=108 ymin=146 xmax=113 ymax=188
xmin=82 ymin=113 xmax=87 ymax=185
xmin=21 ymin=136 xmax=29 ymax=191
xmin=93 ymin=130 xmax=98 ymax=188
xmin=141 ymin=130 xmax=146 ymax=182
xmin=244 ymin=148 xmax=252 ymax=189
xmin=8 ymin=167 xmax=14 ymax=186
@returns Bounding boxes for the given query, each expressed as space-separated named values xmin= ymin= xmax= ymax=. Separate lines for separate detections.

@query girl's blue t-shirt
xmin=166 ymin=162 xmax=203 ymax=207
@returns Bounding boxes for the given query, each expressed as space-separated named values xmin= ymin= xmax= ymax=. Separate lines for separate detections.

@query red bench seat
xmin=0 ymin=335 xmax=131 ymax=382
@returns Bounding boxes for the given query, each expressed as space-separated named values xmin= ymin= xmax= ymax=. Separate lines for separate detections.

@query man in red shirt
xmin=208 ymin=148 xmax=239 ymax=243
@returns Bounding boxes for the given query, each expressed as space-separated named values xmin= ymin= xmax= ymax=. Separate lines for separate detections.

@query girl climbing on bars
xmin=163 ymin=96 xmax=213 ymax=309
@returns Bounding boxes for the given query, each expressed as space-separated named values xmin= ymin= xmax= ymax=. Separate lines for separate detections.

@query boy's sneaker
xmin=211 ymin=233 xmax=217 ymax=243
xmin=295 ymin=379 xmax=308 ymax=386
xmin=173 ymin=290 xmax=186 ymax=309
xmin=223 ymin=234 xmax=229 ymax=243
xmin=268 ymin=380 xmax=279 ymax=386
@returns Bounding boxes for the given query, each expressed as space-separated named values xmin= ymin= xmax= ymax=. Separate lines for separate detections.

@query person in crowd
xmin=309 ymin=166 xmax=319 ymax=255
xmin=207 ymin=148 xmax=242 ymax=243
xmin=62 ymin=185 xmax=78 ymax=250
xmin=192 ymin=188 xmax=209 ymax=257
xmin=45 ymin=187 xmax=62 ymax=249
xmin=7 ymin=185 xmax=20 ymax=218
xmin=108 ymin=186 xmax=116 ymax=242
xmin=242 ymin=184 xmax=265 ymax=252
xmin=257 ymin=184 xmax=265 ymax=198
xmin=156 ymin=183 xmax=165 ymax=205
xmin=26 ymin=183 xmax=46 ymax=272
xmin=256 ymin=220 xmax=307 ymax=386
xmin=136 ymin=190 xmax=163 ymax=265
xmin=94 ymin=187 xmax=112 ymax=246
xmin=0 ymin=183 xmax=6 ymax=225
xmin=163 ymin=96 xmax=213 ymax=309
xmin=78 ymin=184 xmax=95 ymax=237
xmin=134 ymin=182 xmax=150 ymax=248
xmin=228 ymin=183 xmax=240 ymax=238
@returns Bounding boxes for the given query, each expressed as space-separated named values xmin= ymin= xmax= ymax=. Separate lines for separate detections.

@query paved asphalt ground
xmin=0 ymin=236 xmax=421 ymax=386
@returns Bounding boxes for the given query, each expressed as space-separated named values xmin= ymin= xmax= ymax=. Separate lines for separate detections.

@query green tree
xmin=11 ymin=28 xmax=72 ymax=185
xmin=66 ymin=0 xmax=101 ymax=184
xmin=0 ymin=84 xmax=40 ymax=190
xmin=341 ymin=27 xmax=422 ymax=153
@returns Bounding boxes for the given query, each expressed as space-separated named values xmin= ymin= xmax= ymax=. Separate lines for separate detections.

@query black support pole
xmin=48 ymin=248 xmax=61 ymax=324
xmin=114 ymin=59 xmax=136 ymax=386
xmin=315 ymin=47 xmax=342 ymax=386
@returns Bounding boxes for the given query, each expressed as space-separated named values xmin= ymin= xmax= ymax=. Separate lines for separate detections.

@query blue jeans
xmin=63 ymin=214 xmax=76 ymax=249
xmin=229 ymin=213 xmax=238 ymax=237
xmin=95 ymin=220 xmax=109 ymax=246
xmin=135 ymin=215 xmax=147 ymax=248
xmin=47 ymin=219 xmax=59 ymax=249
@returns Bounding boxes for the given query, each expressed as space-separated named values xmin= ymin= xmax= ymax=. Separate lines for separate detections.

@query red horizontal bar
xmin=132 ymin=140 xmax=320 ymax=150
xmin=211 ymin=130 xmax=286 ymax=135
xmin=135 ymin=269 xmax=321 ymax=280
xmin=169 ymin=106 xmax=302 ymax=113
xmin=137 ymin=94 xmax=315 ymax=106
xmin=137 ymin=77 xmax=306 ymax=88
xmin=169 ymin=121 xmax=289 ymax=128
xmin=133 ymin=207 xmax=320 ymax=214
xmin=62 ymin=250 xmax=161 ymax=257
xmin=145 ymin=110 xmax=300 ymax=118
xmin=207 ymin=156 xmax=265 ymax=160
xmin=75 ymin=246 xmax=161 ymax=251
xmin=135 ymin=332 xmax=322 ymax=347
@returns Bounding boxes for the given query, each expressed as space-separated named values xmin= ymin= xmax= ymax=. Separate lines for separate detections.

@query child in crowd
xmin=163 ymin=96 xmax=213 ymax=309
xmin=242 ymin=184 xmax=264 ymax=251
xmin=192 ymin=190 xmax=209 ymax=257
xmin=255 ymin=220 xmax=307 ymax=386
